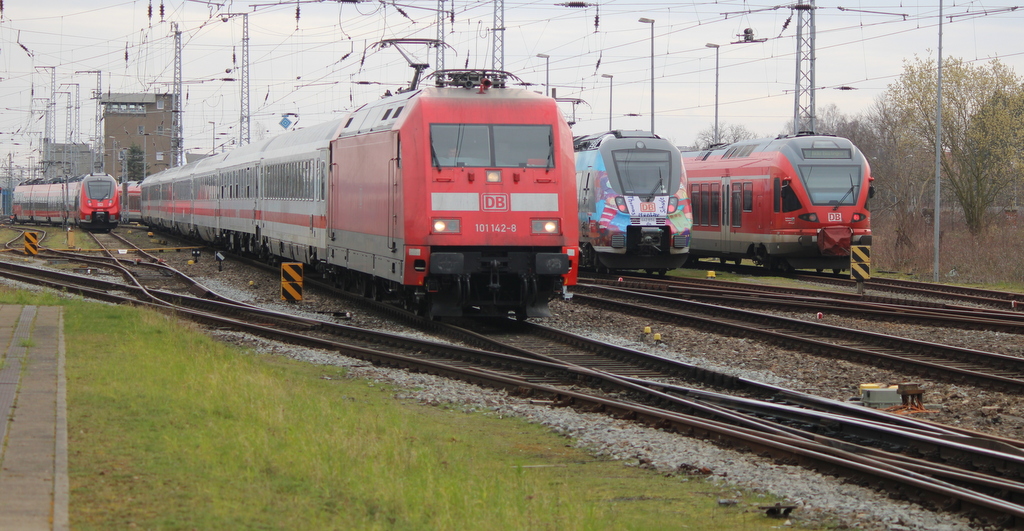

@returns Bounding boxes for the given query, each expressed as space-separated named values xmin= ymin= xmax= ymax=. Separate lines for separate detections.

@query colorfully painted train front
xmin=574 ymin=131 xmax=691 ymax=272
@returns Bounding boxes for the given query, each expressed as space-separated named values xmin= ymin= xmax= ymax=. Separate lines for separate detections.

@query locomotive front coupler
xmin=639 ymin=227 xmax=665 ymax=251
xmin=487 ymin=259 xmax=503 ymax=291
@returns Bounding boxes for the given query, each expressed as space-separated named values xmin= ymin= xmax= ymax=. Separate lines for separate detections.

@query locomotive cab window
xmin=798 ymin=165 xmax=861 ymax=206
xmin=609 ymin=149 xmax=674 ymax=198
xmin=430 ymin=124 xmax=553 ymax=168
xmin=86 ymin=179 xmax=114 ymax=200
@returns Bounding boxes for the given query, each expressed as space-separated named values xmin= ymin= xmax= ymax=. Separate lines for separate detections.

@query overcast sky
xmin=1 ymin=0 xmax=1022 ymax=168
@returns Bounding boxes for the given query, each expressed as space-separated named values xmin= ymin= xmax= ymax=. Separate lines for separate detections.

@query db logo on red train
xmin=483 ymin=194 xmax=509 ymax=211
xmin=827 ymin=212 xmax=842 ymax=222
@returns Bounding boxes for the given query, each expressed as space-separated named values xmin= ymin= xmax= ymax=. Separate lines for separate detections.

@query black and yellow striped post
xmin=850 ymin=245 xmax=870 ymax=293
xmin=281 ymin=262 xmax=304 ymax=302
xmin=23 ymin=232 xmax=40 ymax=256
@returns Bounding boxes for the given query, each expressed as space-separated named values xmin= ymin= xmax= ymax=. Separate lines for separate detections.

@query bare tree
xmin=883 ymin=56 xmax=1024 ymax=234
xmin=691 ymin=122 xmax=760 ymax=150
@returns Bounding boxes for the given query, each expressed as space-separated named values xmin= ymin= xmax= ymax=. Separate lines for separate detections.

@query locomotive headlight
xmin=485 ymin=170 xmax=502 ymax=183
xmin=797 ymin=213 xmax=819 ymax=222
xmin=432 ymin=219 xmax=461 ymax=233
xmin=614 ymin=196 xmax=628 ymax=213
xmin=852 ymin=213 xmax=867 ymax=222
xmin=667 ymin=196 xmax=679 ymax=213
xmin=532 ymin=219 xmax=560 ymax=234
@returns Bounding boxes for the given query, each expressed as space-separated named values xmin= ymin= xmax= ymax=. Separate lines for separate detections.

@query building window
xmin=138 ymin=125 xmax=145 ymax=135
xmin=156 ymin=152 xmax=164 ymax=161
xmin=157 ymin=100 xmax=164 ymax=110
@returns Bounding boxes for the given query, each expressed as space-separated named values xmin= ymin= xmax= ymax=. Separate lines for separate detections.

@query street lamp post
xmin=536 ymin=53 xmax=550 ymax=97
xmin=601 ymin=74 xmax=614 ymax=130
xmin=705 ymin=43 xmax=720 ymax=144
xmin=638 ymin=18 xmax=655 ymax=133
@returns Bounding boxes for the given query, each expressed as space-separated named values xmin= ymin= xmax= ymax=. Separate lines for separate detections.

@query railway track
xmin=681 ymin=261 xmax=1024 ymax=310
xmin=6 ymin=230 xmax=1024 ymax=526
xmin=581 ymin=273 xmax=1024 ymax=333
xmin=572 ymin=283 xmax=1024 ymax=392
xmin=802 ymin=274 xmax=1024 ymax=309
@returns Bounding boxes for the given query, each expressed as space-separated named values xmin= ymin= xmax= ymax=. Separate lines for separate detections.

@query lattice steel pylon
xmin=172 ymin=22 xmax=184 ymax=167
xmin=435 ymin=0 xmax=445 ymax=72
xmin=793 ymin=1 xmax=816 ymax=135
xmin=239 ymin=13 xmax=250 ymax=146
xmin=37 ymin=66 xmax=56 ymax=179
xmin=492 ymin=0 xmax=504 ymax=71
xmin=74 ymin=70 xmax=103 ymax=173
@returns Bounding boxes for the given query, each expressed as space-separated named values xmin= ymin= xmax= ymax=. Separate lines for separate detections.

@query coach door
xmin=720 ymin=178 xmax=733 ymax=254
xmin=387 ymin=133 xmax=400 ymax=253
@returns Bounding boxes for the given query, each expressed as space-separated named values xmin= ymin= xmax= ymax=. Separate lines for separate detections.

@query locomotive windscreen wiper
xmin=647 ymin=171 xmax=663 ymax=200
xmin=546 ymin=131 xmax=554 ymax=169
xmin=833 ymin=184 xmax=855 ymax=210
xmin=430 ymin=144 xmax=441 ymax=168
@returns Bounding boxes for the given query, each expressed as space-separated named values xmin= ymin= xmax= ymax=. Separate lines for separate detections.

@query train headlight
xmin=614 ymin=196 xmax=628 ymax=213
xmin=797 ymin=213 xmax=819 ymax=222
xmin=851 ymin=213 xmax=867 ymax=222
xmin=667 ymin=196 xmax=679 ymax=213
xmin=532 ymin=219 xmax=560 ymax=234
xmin=432 ymin=219 xmax=461 ymax=233
xmin=485 ymin=170 xmax=502 ymax=183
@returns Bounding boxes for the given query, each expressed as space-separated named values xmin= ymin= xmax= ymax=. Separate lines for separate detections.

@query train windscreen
xmin=86 ymin=179 xmax=115 ymax=200
xmin=798 ymin=165 xmax=861 ymax=206
xmin=611 ymin=150 xmax=673 ymax=197
xmin=430 ymin=124 xmax=553 ymax=168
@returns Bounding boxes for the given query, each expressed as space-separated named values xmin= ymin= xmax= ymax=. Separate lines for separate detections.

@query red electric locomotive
xmin=11 ymin=173 xmax=121 ymax=232
xmin=142 ymin=69 xmax=578 ymax=318
xmin=682 ymin=134 xmax=872 ymax=272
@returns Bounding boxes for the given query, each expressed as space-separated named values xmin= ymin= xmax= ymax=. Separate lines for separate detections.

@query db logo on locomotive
xmin=483 ymin=193 xmax=509 ymax=211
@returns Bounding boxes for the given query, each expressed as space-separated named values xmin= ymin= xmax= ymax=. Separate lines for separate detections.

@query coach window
xmin=690 ymin=184 xmax=701 ymax=225
xmin=731 ymin=185 xmax=742 ymax=227
xmin=699 ymin=184 xmax=710 ymax=226
xmin=306 ymin=160 xmax=313 ymax=200
xmin=742 ymin=182 xmax=753 ymax=211
xmin=781 ymin=180 xmax=802 ymax=212
xmin=710 ymin=184 xmax=720 ymax=227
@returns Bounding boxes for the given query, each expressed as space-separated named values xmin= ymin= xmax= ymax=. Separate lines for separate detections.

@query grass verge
xmin=0 ymin=287 xmax=821 ymax=530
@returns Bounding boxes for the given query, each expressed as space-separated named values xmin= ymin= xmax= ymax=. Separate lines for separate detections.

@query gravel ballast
xmin=6 ymin=240 xmax=1020 ymax=530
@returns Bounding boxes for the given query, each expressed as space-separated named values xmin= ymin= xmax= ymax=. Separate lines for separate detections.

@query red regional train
xmin=574 ymin=130 xmax=691 ymax=273
xmin=121 ymin=181 xmax=142 ymax=224
xmin=11 ymin=173 xmax=121 ymax=232
xmin=681 ymin=134 xmax=873 ymax=272
xmin=141 ymin=70 xmax=578 ymax=318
